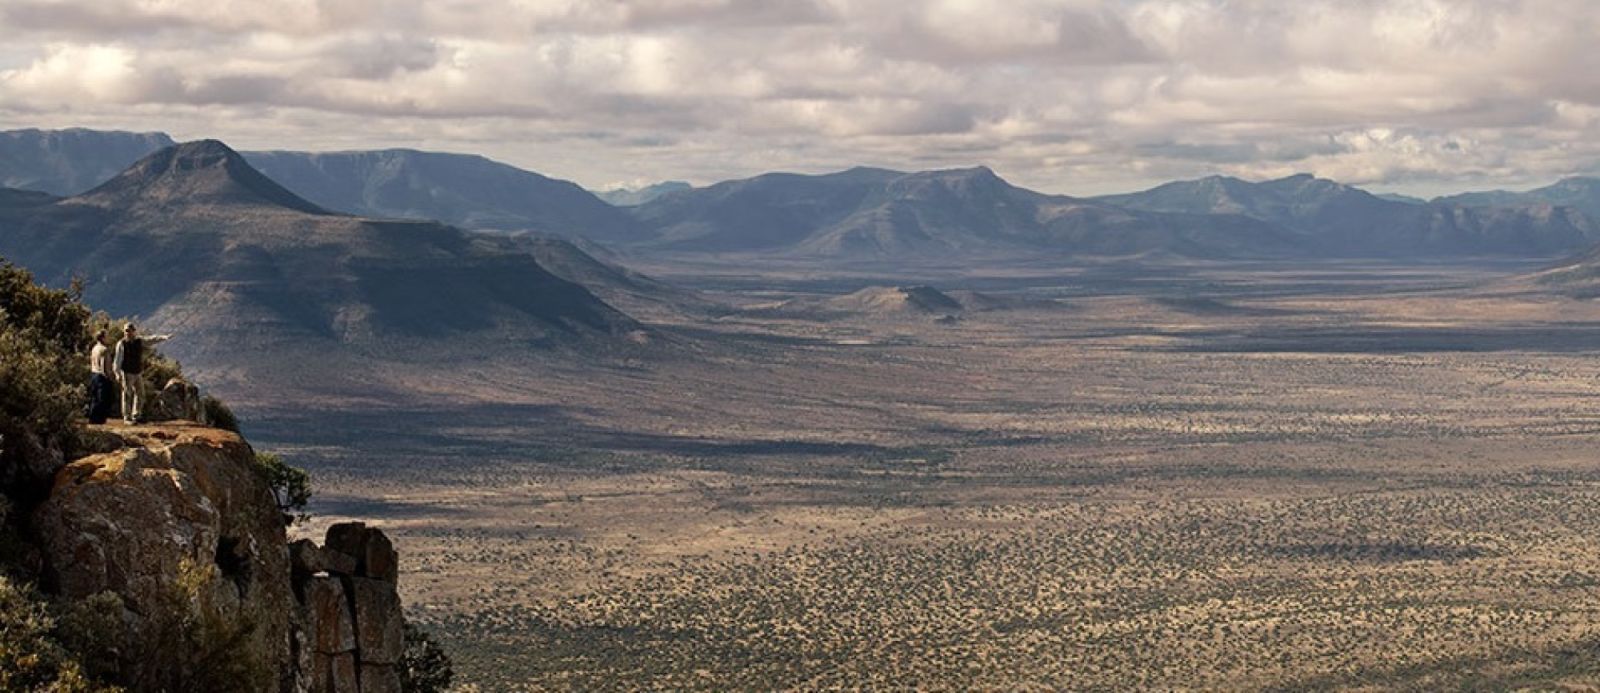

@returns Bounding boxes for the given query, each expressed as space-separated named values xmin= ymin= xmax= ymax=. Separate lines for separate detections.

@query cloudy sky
xmin=1 ymin=0 xmax=1597 ymax=197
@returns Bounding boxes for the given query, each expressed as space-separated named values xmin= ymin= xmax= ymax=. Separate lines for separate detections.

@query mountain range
xmin=626 ymin=165 xmax=1298 ymax=258
xmin=7 ymin=127 xmax=1600 ymax=262
xmin=240 ymin=149 xmax=646 ymax=241
xmin=0 ymin=140 xmax=639 ymax=395
xmin=1094 ymin=174 xmax=1600 ymax=256
xmin=0 ymin=128 xmax=176 ymax=196
xmin=1435 ymin=177 xmax=1600 ymax=220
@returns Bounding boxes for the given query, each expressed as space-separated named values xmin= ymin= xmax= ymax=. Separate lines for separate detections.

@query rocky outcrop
xmin=29 ymin=423 xmax=408 ymax=693
xmin=291 ymin=523 xmax=406 ymax=693
xmin=34 ymin=423 xmax=294 ymax=691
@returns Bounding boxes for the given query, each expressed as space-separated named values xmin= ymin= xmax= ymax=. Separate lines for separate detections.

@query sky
xmin=1 ymin=0 xmax=1598 ymax=197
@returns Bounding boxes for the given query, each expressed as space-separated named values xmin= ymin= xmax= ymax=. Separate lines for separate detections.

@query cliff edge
xmin=27 ymin=422 xmax=406 ymax=692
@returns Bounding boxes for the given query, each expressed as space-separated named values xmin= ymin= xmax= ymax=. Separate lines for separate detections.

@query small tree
xmin=252 ymin=452 xmax=311 ymax=525
xmin=399 ymin=621 xmax=454 ymax=693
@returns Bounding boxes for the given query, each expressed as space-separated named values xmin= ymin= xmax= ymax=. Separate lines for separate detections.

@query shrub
xmin=400 ymin=620 xmax=455 ymax=693
xmin=202 ymin=396 xmax=239 ymax=433
xmin=0 ymin=262 xmax=92 ymax=497
xmin=254 ymin=452 xmax=312 ymax=525
xmin=0 ymin=575 xmax=119 ymax=693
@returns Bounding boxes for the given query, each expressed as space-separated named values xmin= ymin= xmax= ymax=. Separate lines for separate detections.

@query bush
xmin=0 ymin=262 xmax=92 ymax=497
xmin=0 ymin=575 xmax=119 ymax=693
xmin=254 ymin=452 xmax=311 ymax=525
xmin=202 ymin=396 xmax=239 ymax=433
xmin=400 ymin=620 xmax=454 ymax=693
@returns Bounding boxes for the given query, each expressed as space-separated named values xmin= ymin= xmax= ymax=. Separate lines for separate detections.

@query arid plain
xmin=251 ymin=258 xmax=1600 ymax=690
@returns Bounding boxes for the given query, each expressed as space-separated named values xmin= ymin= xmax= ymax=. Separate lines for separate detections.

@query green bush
xmin=400 ymin=620 xmax=455 ymax=693
xmin=202 ymin=396 xmax=239 ymax=433
xmin=0 ymin=262 xmax=92 ymax=496
xmin=254 ymin=452 xmax=312 ymax=525
xmin=0 ymin=575 xmax=119 ymax=693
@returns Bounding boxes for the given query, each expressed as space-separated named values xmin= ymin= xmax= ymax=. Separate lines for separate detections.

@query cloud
xmin=0 ymin=0 xmax=1597 ymax=195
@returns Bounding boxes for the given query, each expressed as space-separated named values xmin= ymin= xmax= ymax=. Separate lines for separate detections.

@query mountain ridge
xmin=0 ymin=140 xmax=643 ymax=382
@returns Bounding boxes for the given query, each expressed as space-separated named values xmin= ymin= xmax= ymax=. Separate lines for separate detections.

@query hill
xmin=1097 ymin=174 xmax=1600 ymax=256
xmin=629 ymin=166 xmax=1297 ymax=259
xmin=748 ymin=284 xmax=1041 ymax=322
xmin=241 ymin=148 xmax=645 ymax=240
xmin=0 ymin=140 xmax=642 ymax=393
xmin=0 ymin=127 xmax=175 ymax=195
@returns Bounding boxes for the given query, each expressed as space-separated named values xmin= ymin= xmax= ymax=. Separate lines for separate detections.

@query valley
xmin=246 ymin=257 xmax=1600 ymax=690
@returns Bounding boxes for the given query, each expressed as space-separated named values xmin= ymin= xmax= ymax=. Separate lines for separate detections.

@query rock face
xmin=34 ymin=423 xmax=294 ymax=691
xmin=292 ymin=522 xmax=406 ymax=693
xmin=30 ymin=423 xmax=409 ymax=693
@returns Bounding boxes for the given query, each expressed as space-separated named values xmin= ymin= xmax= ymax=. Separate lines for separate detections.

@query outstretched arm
xmin=146 ymin=334 xmax=174 ymax=345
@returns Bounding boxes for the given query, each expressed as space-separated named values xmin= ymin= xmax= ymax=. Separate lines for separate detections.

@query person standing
xmin=85 ymin=329 xmax=116 ymax=424
xmin=114 ymin=323 xmax=173 ymax=425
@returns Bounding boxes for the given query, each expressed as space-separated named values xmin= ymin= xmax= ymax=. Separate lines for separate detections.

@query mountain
xmin=0 ymin=128 xmax=175 ymax=195
xmin=628 ymin=166 xmax=1297 ymax=259
xmin=1437 ymin=177 xmax=1600 ymax=220
xmin=0 ymin=140 xmax=640 ymax=387
xmin=1376 ymin=193 xmax=1427 ymax=205
xmin=1097 ymin=174 xmax=1600 ymax=256
xmin=509 ymin=232 xmax=725 ymax=320
xmin=240 ymin=149 xmax=645 ymax=241
xmin=596 ymin=181 xmax=693 ymax=206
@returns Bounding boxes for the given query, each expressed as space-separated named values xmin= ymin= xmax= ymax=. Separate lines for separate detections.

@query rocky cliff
xmin=27 ymin=422 xmax=407 ymax=692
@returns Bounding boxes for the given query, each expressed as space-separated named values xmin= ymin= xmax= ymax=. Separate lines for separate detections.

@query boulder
xmin=143 ymin=377 xmax=202 ymax=423
xmin=291 ymin=538 xmax=358 ymax=579
xmin=325 ymin=522 xmax=398 ymax=583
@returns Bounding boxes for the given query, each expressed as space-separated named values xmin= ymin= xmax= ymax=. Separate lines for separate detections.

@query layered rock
xmin=292 ymin=522 xmax=405 ymax=693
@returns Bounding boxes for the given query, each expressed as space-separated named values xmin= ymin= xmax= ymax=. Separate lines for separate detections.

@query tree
xmin=253 ymin=452 xmax=312 ymax=525
xmin=399 ymin=621 xmax=454 ymax=693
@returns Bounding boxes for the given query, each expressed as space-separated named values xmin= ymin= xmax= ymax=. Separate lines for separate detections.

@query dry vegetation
xmin=246 ymin=259 xmax=1600 ymax=689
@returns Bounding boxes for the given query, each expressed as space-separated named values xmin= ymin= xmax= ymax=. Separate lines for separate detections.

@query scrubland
xmin=261 ymin=260 xmax=1600 ymax=689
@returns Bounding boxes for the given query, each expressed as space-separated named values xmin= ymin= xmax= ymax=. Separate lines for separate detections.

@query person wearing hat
xmin=113 ymin=322 xmax=173 ymax=425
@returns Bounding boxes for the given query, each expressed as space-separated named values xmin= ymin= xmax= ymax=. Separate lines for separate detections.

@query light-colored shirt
xmin=89 ymin=343 xmax=113 ymax=376
xmin=113 ymin=334 xmax=173 ymax=375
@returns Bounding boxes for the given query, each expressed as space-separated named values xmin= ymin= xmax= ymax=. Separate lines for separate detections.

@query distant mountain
xmin=241 ymin=149 xmax=645 ymax=241
xmin=0 ymin=141 xmax=639 ymax=378
xmin=1437 ymin=177 xmax=1600 ymax=220
xmin=1375 ymin=193 xmax=1427 ymax=205
xmin=629 ymin=166 xmax=1297 ymax=259
xmin=0 ymin=128 xmax=175 ymax=195
xmin=596 ymin=181 xmax=693 ymax=207
xmin=1097 ymin=174 xmax=1600 ymax=256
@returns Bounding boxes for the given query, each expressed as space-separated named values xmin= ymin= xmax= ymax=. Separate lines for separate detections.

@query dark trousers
xmin=87 ymin=373 xmax=115 ymax=424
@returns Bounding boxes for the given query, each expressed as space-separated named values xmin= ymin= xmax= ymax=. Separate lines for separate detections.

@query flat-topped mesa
xmin=31 ymin=422 xmax=407 ymax=693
